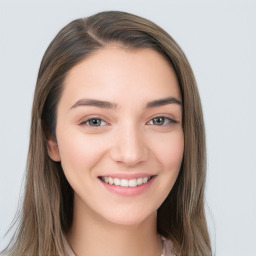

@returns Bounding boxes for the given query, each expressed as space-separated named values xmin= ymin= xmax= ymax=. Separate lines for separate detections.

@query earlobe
xmin=47 ymin=137 xmax=61 ymax=162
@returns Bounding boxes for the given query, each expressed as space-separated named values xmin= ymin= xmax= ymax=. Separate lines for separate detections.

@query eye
xmin=81 ymin=118 xmax=107 ymax=127
xmin=147 ymin=116 xmax=176 ymax=126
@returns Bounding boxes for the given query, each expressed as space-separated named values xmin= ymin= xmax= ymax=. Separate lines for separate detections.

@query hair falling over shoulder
xmin=1 ymin=11 xmax=212 ymax=256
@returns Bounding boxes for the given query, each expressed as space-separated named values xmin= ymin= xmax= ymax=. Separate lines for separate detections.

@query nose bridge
xmin=110 ymin=121 xmax=148 ymax=166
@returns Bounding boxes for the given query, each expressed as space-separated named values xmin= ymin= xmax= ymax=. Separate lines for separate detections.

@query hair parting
xmin=2 ymin=11 xmax=212 ymax=256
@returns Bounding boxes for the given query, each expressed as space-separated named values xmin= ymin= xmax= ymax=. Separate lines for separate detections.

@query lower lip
xmin=99 ymin=177 xmax=155 ymax=196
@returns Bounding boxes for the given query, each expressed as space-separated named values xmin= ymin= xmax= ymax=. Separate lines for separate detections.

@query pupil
xmin=154 ymin=117 xmax=164 ymax=125
xmin=89 ymin=119 xmax=101 ymax=126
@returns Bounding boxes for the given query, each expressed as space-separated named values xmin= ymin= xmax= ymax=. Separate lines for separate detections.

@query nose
xmin=110 ymin=123 xmax=148 ymax=167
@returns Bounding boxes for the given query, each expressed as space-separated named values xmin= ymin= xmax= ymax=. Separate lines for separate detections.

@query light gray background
xmin=0 ymin=0 xmax=255 ymax=255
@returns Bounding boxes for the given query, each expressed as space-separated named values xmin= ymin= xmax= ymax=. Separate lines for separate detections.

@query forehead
xmin=61 ymin=47 xmax=181 ymax=108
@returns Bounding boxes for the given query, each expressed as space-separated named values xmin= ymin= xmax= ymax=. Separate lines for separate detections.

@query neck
xmin=67 ymin=195 xmax=162 ymax=256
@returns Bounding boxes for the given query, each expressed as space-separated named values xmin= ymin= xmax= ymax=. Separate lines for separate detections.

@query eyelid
xmin=77 ymin=114 xmax=178 ymax=127
xmin=146 ymin=115 xmax=177 ymax=126
xmin=79 ymin=116 xmax=109 ymax=127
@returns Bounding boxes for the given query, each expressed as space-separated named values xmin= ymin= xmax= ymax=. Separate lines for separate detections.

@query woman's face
xmin=48 ymin=47 xmax=184 ymax=225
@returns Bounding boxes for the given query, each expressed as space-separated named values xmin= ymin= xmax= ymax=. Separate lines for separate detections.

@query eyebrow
xmin=146 ymin=97 xmax=182 ymax=108
xmin=70 ymin=97 xmax=182 ymax=110
xmin=70 ymin=98 xmax=117 ymax=110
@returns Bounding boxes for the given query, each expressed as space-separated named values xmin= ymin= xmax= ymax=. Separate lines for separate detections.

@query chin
xmin=102 ymin=210 xmax=156 ymax=227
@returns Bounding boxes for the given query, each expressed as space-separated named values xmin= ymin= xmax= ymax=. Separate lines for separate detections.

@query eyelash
xmin=80 ymin=118 xmax=107 ymax=127
xmin=80 ymin=116 xmax=176 ymax=127
xmin=147 ymin=116 xmax=176 ymax=126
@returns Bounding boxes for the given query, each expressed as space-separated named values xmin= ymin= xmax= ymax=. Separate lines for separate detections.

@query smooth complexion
xmin=47 ymin=47 xmax=184 ymax=256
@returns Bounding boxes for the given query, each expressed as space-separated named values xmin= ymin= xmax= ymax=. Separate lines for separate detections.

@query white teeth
xmin=137 ymin=178 xmax=143 ymax=185
xmin=128 ymin=179 xmax=137 ymax=187
xmin=121 ymin=179 xmax=129 ymax=187
xmin=101 ymin=176 xmax=151 ymax=187
xmin=143 ymin=177 xmax=148 ymax=184
xmin=114 ymin=178 xmax=121 ymax=186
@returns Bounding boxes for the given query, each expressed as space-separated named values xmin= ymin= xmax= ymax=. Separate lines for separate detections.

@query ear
xmin=46 ymin=136 xmax=61 ymax=162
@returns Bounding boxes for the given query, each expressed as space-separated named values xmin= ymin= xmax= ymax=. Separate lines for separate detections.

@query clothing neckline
xmin=63 ymin=235 xmax=176 ymax=256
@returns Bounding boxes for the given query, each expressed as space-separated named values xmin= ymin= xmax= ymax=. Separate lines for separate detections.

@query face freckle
xmin=50 ymin=47 xmax=184 ymax=226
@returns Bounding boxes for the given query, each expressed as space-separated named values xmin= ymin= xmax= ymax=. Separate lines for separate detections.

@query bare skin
xmin=47 ymin=47 xmax=184 ymax=256
xmin=68 ymin=200 xmax=162 ymax=256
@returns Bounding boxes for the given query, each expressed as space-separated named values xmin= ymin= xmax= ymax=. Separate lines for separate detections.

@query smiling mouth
xmin=99 ymin=176 xmax=155 ymax=187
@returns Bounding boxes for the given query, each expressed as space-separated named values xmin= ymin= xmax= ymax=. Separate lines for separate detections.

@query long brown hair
xmin=2 ymin=11 xmax=211 ymax=256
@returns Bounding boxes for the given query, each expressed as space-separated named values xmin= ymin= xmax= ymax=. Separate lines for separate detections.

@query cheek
xmin=56 ymin=128 xmax=107 ymax=175
xmin=153 ymin=130 xmax=184 ymax=172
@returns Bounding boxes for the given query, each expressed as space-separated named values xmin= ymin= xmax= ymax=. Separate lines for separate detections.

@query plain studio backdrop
xmin=0 ymin=0 xmax=255 ymax=255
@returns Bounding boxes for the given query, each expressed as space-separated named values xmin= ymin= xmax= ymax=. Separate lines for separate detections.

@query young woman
xmin=2 ymin=11 xmax=212 ymax=256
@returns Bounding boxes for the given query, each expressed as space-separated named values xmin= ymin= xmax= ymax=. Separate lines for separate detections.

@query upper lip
xmin=98 ymin=173 xmax=157 ymax=179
